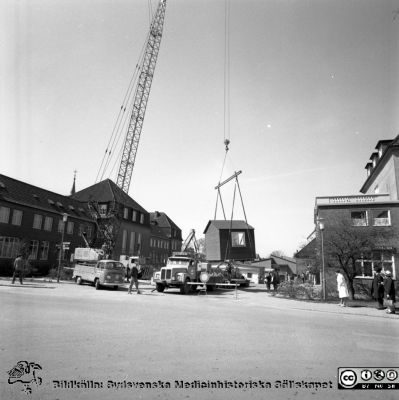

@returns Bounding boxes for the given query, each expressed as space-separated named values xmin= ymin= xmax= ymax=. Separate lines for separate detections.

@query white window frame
xmin=123 ymin=207 xmax=129 ymax=219
xmin=11 ymin=210 xmax=23 ymax=226
xmin=132 ymin=211 xmax=137 ymax=222
xmin=231 ymin=231 xmax=246 ymax=247
xmin=29 ymin=240 xmax=39 ymax=260
xmin=0 ymin=236 xmax=20 ymax=258
xmin=351 ymin=210 xmax=368 ymax=227
xmin=355 ymin=250 xmax=395 ymax=279
xmin=372 ymin=210 xmax=391 ymax=226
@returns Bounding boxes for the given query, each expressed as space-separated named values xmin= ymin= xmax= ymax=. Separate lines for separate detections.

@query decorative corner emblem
xmin=7 ymin=361 xmax=43 ymax=394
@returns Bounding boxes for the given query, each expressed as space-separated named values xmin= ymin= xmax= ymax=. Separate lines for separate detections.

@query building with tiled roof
xmin=150 ymin=211 xmax=183 ymax=254
xmin=361 ymin=135 xmax=399 ymax=197
xmin=72 ymin=179 xmax=151 ymax=260
xmin=0 ymin=174 xmax=95 ymax=276
xmin=149 ymin=221 xmax=170 ymax=268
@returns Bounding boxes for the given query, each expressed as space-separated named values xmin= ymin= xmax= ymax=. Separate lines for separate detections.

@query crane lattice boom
xmin=116 ymin=0 xmax=167 ymax=193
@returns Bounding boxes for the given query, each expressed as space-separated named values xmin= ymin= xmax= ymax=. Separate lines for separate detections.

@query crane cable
xmin=223 ymin=0 xmax=230 ymax=149
xmin=214 ymin=0 xmax=231 ymax=220
xmin=95 ymin=1 xmax=155 ymax=183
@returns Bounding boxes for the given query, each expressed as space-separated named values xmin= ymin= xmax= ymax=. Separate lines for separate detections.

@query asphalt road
xmin=1 ymin=280 xmax=398 ymax=400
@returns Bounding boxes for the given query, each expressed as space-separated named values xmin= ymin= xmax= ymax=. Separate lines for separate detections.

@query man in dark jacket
xmin=384 ymin=270 xmax=396 ymax=314
xmin=12 ymin=254 xmax=24 ymax=285
xmin=127 ymin=262 xmax=140 ymax=294
xmin=371 ymin=267 xmax=384 ymax=310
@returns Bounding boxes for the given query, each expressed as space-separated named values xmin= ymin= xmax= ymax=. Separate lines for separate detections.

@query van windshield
xmin=100 ymin=262 xmax=124 ymax=269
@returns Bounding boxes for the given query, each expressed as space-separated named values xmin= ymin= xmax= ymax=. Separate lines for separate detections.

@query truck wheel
xmin=156 ymin=283 xmax=165 ymax=292
xmin=76 ymin=277 xmax=83 ymax=285
xmin=113 ymin=286 xmax=118 ymax=290
xmin=180 ymin=279 xmax=191 ymax=295
xmin=95 ymin=279 xmax=101 ymax=290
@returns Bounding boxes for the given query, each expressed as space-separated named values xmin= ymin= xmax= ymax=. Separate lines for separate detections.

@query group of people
xmin=371 ymin=267 xmax=396 ymax=313
xmin=265 ymin=270 xmax=280 ymax=292
xmin=336 ymin=268 xmax=396 ymax=313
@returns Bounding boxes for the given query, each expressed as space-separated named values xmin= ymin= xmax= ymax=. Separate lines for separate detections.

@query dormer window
xmin=48 ymin=199 xmax=55 ymax=205
xmin=99 ymin=204 xmax=107 ymax=217
xmin=56 ymin=201 xmax=63 ymax=208
xmin=365 ymin=162 xmax=372 ymax=177
xmin=370 ymin=152 xmax=378 ymax=168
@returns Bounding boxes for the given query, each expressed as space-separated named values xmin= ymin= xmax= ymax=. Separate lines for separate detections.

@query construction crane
xmin=181 ymin=229 xmax=200 ymax=254
xmin=116 ymin=0 xmax=167 ymax=193
xmin=89 ymin=0 xmax=167 ymax=257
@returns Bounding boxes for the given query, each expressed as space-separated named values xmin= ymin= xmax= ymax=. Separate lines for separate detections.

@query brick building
xmin=0 ymin=174 xmax=95 ymax=276
xmin=297 ymin=136 xmax=399 ymax=295
xmin=0 ymin=174 xmax=184 ymax=276
xmin=72 ymin=179 xmax=152 ymax=260
xmin=149 ymin=211 xmax=183 ymax=267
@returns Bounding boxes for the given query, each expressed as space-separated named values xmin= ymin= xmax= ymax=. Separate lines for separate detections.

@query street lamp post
xmin=57 ymin=213 xmax=68 ymax=283
xmin=319 ymin=220 xmax=326 ymax=301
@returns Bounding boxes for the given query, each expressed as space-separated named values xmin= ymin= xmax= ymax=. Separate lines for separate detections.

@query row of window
xmin=121 ymin=230 xmax=142 ymax=255
xmin=0 ymin=237 xmax=50 ymax=260
xmin=0 ymin=206 xmax=93 ymax=239
xmin=354 ymin=250 xmax=395 ymax=278
xmin=351 ymin=210 xmax=391 ymax=227
xmin=150 ymin=238 xmax=169 ymax=250
xmin=149 ymin=252 xmax=168 ymax=265
xmin=171 ymin=240 xmax=180 ymax=251
xmin=121 ymin=206 xmax=145 ymax=224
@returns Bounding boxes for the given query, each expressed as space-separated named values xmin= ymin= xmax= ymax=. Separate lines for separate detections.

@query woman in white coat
xmin=336 ymin=269 xmax=349 ymax=307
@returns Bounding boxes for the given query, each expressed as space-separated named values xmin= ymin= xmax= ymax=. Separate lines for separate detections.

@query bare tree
xmin=270 ymin=250 xmax=286 ymax=258
xmin=320 ymin=220 xmax=389 ymax=299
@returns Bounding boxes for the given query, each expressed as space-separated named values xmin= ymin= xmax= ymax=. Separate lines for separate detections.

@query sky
xmin=1 ymin=0 xmax=399 ymax=258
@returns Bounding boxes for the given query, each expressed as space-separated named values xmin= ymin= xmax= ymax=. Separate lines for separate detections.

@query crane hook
xmin=224 ymin=139 xmax=230 ymax=152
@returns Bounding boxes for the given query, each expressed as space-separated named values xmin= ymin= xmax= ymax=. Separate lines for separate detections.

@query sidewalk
xmin=241 ymin=285 xmax=399 ymax=320
xmin=1 ymin=277 xmax=397 ymax=319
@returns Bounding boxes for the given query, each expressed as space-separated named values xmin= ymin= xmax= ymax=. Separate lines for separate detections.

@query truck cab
xmin=153 ymin=254 xmax=198 ymax=294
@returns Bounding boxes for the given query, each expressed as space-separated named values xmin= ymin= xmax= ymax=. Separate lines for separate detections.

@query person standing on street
xmin=271 ymin=270 xmax=280 ymax=292
xmin=384 ymin=270 xmax=396 ymax=314
xmin=128 ymin=262 xmax=140 ymax=294
xmin=336 ymin=269 xmax=349 ymax=307
xmin=265 ymin=272 xmax=272 ymax=291
xmin=12 ymin=254 xmax=24 ymax=285
xmin=371 ymin=267 xmax=385 ymax=310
